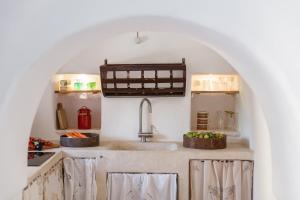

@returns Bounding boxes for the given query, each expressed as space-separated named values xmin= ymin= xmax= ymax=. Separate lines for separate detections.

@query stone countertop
xmin=61 ymin=139 xmax=253 ymax=160
xmin=49 ymin=137 xmax=251 ymax=156
xmin=27 ymin=138 xmax=253 ymax=183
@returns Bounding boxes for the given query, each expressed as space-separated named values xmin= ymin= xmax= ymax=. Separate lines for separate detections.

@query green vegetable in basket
xmin=184 ymin=131 xmax=225 ymax=140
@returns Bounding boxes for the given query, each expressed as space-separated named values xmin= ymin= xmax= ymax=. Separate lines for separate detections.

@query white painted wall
xmin=58 ymin=32 xmax=236 ymax=75
xmin=252 ymin=93 xmax=274 ymax=200
xmin=31 ymin=32 xmax=238 ymax=141
xmin=1 ymin=1 xmax=300 ymax=199
xmin=30 ymin=83 xmax=57 ymax=139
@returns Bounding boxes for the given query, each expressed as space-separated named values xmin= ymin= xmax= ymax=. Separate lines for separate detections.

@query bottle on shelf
xmin=78 ymin=106 xmax=92 ymax=129
xmin=224 ymin=111 xmax=238 ymax=131
xmin=216 ymin=110 xmax=225 ymax=130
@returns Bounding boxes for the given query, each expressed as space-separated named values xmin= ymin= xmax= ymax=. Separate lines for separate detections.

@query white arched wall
xmin=31 ymin=32 xmax=272 ymax=199
xmin=0 ymin=10 xmax=299 ymax=200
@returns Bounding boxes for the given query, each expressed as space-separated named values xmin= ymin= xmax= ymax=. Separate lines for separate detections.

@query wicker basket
xmin=183 ymin=134 xmax=226 ymax=149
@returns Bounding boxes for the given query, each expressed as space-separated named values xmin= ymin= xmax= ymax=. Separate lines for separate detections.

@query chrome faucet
xmin=138 ymin=98 xmax=153 ymax=142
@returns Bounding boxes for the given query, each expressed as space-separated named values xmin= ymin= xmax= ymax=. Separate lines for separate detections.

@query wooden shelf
xmin=56 ymin=129 xmax=101 ymax=135
xmin=100 ymin=58 xmax=186 ymax=97
xmin=102 ymin=78 xmax=185 ymax=84
xmin=104 ymin=87 xmax=185 ymax=96
xmin=54 ymin=90 xmax=101 ymax=94
xmin=192 ymin=91 xmax=239 ymax=95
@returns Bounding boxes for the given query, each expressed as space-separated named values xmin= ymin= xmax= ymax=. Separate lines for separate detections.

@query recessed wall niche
xmin=55 ymin=93 xmax=101 ymax=130
xmin=190 ymin=74 xmax=239 ymax=134
xmin=54 ymin=74 xmax=101 ymax=132
xmin=191 ymin=93 xmax=237 ymax=131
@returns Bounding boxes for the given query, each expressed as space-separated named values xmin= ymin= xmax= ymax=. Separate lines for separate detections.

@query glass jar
xmin=224 ymin=111 xmax=238 ymax=131
xmin=216 ymin=111 xmax=225 ymax=130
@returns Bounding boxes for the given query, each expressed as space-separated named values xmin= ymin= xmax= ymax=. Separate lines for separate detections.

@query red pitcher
xmin=78 ymin=106 xmax=91 ymax=129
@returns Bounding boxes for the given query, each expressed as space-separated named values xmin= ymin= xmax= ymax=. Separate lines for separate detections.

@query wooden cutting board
xmin=57 ymin=103 xmax=68 ymax=129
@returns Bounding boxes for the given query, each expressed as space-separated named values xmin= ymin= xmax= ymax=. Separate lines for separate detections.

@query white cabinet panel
xmin=190 ymin=160 xmax=253 ymax=200
xmin=63 ymin=158 xmax=97 ymax=200
xmin=43 ymin=161 xmax=64 ymax=200
xmin=107 ymin=173 xmax=177 ymax=200
xmin=23 ymin=176 xmax=43 ymax=200
xmin=23 ymin=161 xmax=64 ymax=200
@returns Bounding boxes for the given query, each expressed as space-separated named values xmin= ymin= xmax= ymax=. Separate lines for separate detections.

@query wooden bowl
xmin=183 ymin=134 xmax=226 ymax=149
xmin=60 ymin=133 xmax=99 ymax=147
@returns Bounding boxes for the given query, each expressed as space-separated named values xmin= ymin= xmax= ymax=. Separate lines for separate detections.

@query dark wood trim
xmin=54 ymin=90 xmax=101 ymax=94
xmin=102 ymin=78 xmax=184 ymax=83
xmin=100 ymin=64 xmax=185 ymax=71
xmin=100 ymin=59 xmax=186 ymax=97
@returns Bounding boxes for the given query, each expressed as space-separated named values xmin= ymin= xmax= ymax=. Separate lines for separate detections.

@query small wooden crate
xmin=183 ymin=135 xmax=226 ymax=149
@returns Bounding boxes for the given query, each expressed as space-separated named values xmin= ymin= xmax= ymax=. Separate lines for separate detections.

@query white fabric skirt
xmin=190 ymin=160 xmax=253 ymax=200
xmin=107 ymin=173 xmax=177 ymax=200
xmin=63 ymin=157 xmax=97 ymax=200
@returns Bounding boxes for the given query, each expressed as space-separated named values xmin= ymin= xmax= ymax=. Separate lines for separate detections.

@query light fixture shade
xmin=191 ymin=74 xmax=239 ymax=92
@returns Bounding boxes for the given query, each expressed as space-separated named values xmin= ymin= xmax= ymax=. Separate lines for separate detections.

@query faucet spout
xmin=138 ymin=98 xmax=153 ymax=142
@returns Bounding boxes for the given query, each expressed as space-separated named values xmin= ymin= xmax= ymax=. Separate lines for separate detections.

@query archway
xmin=0 ymin=16 xmax=295 ymax=199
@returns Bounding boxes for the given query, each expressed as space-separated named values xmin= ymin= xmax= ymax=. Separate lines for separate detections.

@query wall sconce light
xmin=191 ymin=74 xmax=239 ymax=93
xmin=53 ymin=74 xmax=101 ymax=93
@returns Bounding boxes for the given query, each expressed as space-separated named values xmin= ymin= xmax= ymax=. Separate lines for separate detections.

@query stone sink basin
xmin=103 ymin=141 xmax=178 ymax=151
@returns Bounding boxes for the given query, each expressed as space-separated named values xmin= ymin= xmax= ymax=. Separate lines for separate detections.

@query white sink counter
xmin=42 ymin=138 xmax=252 ymax=159
xmin=27 ymin=138 xmax=253 ymax=200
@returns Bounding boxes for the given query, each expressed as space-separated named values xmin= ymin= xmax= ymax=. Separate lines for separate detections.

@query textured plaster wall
xmin=1 ymin=1 xmax=300 ymax=199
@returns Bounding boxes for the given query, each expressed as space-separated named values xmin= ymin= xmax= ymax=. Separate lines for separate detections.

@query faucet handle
xmin=138 ymin=132 xmax=153 ymax=142
xmin=138 ymin=132 xmax=153 ymax=137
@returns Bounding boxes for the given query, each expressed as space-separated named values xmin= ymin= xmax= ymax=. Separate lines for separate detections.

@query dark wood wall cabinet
xmin=100 ymin=58 xmax=186 ymax=97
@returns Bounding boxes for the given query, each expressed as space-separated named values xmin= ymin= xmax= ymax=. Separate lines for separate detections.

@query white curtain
xmin=107 ymin=173 xmax=177 ymax=200
xmin=190 ymin=160 xmax=253 ymax=200
xmin=63 ymin=157 xmax=97 ymax=200
xmin=43 ymin=160 xmax=64 ymax=200
xmin=22 ymin=176 xmax=43 ymax=200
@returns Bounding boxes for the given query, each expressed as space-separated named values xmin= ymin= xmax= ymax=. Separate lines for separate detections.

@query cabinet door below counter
xmin=107 ymin=173 xmax=178 ymax=200
xmin=23 ymin=176 xmax=43 ymax=200
xmin=23 ymin=161 xmax=63 ymax=200
xmin=190 ymin=160 xmax=253 ymax=200
xmin=43 ymin=161 xmax=64 ymax=200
